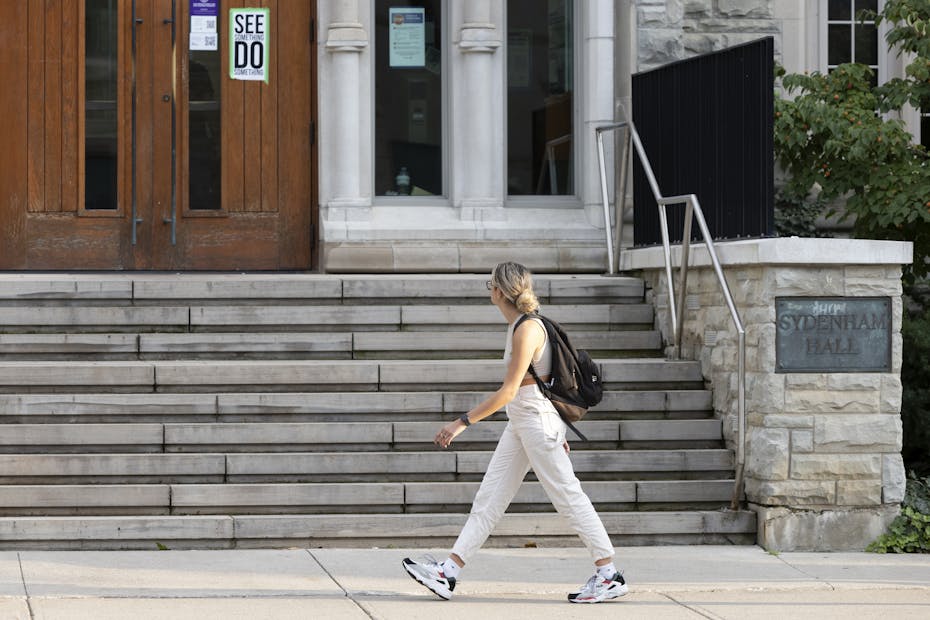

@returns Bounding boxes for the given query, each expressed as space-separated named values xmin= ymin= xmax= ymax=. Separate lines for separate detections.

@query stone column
xmin=581 ymin=0 xmax=616 ymax=227
xmin=455 ymin=0 xmax=502 ymax=215
xmin=614 ymin=0 xmax=636 ymax=248
xmin=325 ymin=0 xmax=369 ymax=209
xmin=622 ymin=238 xmax=913 ymax=551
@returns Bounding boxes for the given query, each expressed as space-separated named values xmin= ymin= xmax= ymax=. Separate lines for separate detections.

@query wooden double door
xmin=0 ymin=0 xmax=315 ymax=270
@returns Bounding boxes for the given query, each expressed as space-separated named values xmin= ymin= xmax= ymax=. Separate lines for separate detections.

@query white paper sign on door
xmin=388 ymin=7 xmax=425 ymax=68
xmin=229 ymin=8 xmax=269 ymax=82
xmin=190 ymin=0 xmax=218 ymax=50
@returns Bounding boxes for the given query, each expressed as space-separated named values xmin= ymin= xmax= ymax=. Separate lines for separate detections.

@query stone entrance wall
xmin=622 ymin=238 xmax=913 ymax=550
xmin=636 ymin=0 xmax=783 ymax=71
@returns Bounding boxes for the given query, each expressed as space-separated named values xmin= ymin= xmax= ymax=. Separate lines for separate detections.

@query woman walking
xmin=402 ymin=262 xmax=627 ymax=604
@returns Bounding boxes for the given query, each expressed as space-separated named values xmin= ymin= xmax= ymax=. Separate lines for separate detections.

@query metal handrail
xmin=596 ymin=119 xmax=747 ymax=510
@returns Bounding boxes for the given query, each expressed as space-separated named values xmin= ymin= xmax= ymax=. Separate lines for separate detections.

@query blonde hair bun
xmin=492 ymin=262 xmax=540 ymax=314
xmin=515 ymin=289 xmax=540 ymax=314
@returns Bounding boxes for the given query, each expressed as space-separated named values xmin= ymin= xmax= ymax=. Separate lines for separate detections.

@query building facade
xmin=0 ymin=0 xmax=924 ymax=272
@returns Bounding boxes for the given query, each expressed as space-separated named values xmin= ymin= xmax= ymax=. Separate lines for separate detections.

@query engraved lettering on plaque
xmin=775 ymin=298 xmax=892 ymax=373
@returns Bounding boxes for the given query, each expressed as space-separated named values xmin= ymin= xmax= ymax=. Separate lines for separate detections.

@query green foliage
xmin=774 ymin=193 xmax=828 ymax=238
xmin=870 ymin=0 xmax=930 ymax=114
xmin=868 ymin=474 xmax=930 ymax=553
xmin=901 ymin=304 xmax=930 ymax=475
xmin=773 ymin=0 xmax=930 ymax=282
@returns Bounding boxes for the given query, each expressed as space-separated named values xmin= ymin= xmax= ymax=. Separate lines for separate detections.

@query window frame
xmin=79 ymin=0 xmax=127 ymax=217
xmin=504 ymin=0 xmax=582 ymax=207
xmin=370 ymin=0 xmax=450 ymax=204
xmin=816 ymin=0 xmax=926 ymax=146
xmin=819 ymin=0 xmax=886 ymax=84
xmin=920 ymin=109 xmax=930 ymax=149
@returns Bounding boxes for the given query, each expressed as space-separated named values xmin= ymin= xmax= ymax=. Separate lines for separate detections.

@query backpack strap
xmin=514 ymin=313 xmax=588 ymax=442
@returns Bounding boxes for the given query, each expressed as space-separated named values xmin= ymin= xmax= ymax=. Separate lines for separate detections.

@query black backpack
xmin=514 ymin=313 xmax=604 ymax=440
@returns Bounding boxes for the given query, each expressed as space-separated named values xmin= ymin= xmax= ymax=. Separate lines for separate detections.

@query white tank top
xmin=503 ymin=316 xmax=552 ymax=378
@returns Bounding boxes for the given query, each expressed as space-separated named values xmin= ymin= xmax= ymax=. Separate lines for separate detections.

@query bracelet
xmin=459 ymin=414 xmax=472 ymax=426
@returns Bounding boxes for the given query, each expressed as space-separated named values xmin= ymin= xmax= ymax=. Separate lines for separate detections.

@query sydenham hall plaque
xmin=775 ymin=297 xmax=892 ymax=373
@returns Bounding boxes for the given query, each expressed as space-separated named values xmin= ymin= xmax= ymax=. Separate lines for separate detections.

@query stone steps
xmin=0 ymin=273 xmax=755 ymax=548
xmin=0 ymin=359 xmax=705 ymax=392
xmin=0 ymin=389 xmax=712 ymax=421
xmin=0 ymin=390 xmax=714 ymax=423
xmin=0 ymin=304 xmax=655 ymax=334
xmin=0 ymin=330 xmax=663 ymax=360
xmin=0 ymin=480 xmax=737 ymax=516
xmin=0 ymin=419 xmax=723 ymax=453
xmin=0 ymin=450 xmax=734 ymax=484
xmin=0 ymin=511 xmax=755 ymax=550
xmin=0 ymin=274 xmax=646 ymax=303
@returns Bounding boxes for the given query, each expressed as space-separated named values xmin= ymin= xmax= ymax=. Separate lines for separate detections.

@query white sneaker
xmin=567 ymin=571 xmax=628 ymax=603
xmin=402 ymin=556 xmax=456 ymax=600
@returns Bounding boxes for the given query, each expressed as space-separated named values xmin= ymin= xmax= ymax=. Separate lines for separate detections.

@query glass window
xmin=825 ymin=0 xmax=879 ymax=87
xmin=827 ymin=23 xmax=852 ymax=66
xmin=374 ymin=0 xmax=443 ymax=197
xmin=188 ymin=43 xmax=222 ymax=210
xmin=507 ymin=0 xmax=574 ymax=196
xmin=85 ymin=0 xmax=119 ymax=210
xmin=828 ymin=0 xmax=851 ymax=20
xmin=854 ymin=23 xmax=877 ymax=65
xmin=824 ymin=2 xmax=927 ymax=148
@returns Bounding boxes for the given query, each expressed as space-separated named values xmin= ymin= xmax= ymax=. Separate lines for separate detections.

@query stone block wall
xmin=636 ymin=0 xmax=782 ymax=70
xmin=624 ymin=238 xmax=912 ymax=551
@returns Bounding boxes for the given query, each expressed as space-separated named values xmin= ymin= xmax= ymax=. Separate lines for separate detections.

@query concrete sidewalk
xmin=1 ymin=546 xmax=929 ymax=619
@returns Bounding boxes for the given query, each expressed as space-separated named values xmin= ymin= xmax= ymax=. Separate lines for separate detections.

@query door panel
xmin=144 ymin=0 xmax=177 ymax=269
xmin=0 ymin=0 xmax=315 ymax=270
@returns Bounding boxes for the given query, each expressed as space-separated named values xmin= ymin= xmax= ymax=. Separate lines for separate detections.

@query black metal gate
xmin=632 ymin=37 xmax=774 ymax=246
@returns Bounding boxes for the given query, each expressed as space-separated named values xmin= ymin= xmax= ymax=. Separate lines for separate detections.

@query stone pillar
xmin=455 ymin=0 xmax=502 ymax=215
xmin=581 ymin=0 xmax=616 ymax=227
xmin=324 ymin=0 xmax=369 ymax=209
xmin=614 ymin=0 xmax=636 ymax=248
xmin=622 ymin=238 xmax=913 ymax=551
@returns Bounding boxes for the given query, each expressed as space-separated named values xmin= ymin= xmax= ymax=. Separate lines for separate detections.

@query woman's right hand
xmin=434 ymin=419 xmax=466 ymax=449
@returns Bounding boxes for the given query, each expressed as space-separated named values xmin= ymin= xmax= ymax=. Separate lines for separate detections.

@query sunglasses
xmin=486 ymin=280 xmax=494 ymax=290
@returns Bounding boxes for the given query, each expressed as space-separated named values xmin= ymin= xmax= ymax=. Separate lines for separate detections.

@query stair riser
xmin=0 ymin=303 xmax=653 ymax=330
xmin=0 ymin=360 xmax=705 ymax=393
xmin=0 ymin=275 xmax=645 ymax=302
xmin=0 ymin=420 xmax=724 ymax=453
xmin=0 ymin=390 xmax=714 ymax=418
xmin=0 ymin=510 xmax=755 ymax=550
xmin=0 ymin=480 xmax=738 ymax=516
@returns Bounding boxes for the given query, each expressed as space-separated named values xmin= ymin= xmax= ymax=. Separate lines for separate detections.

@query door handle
xmin=162 ymin=94 xmax=171 ymax=103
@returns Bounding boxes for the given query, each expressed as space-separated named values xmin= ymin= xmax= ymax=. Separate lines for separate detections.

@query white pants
xmin=451 ymin=384 xmax=615 ymax=564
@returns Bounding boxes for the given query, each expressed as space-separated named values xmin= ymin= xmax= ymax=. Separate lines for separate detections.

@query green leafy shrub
xmin=774 ymin=193 xmax=828 ymax=238
xmin=773 ymin=0 xmax=930 ymax=283
xmin=868 ymin=474 xmax=930 ymax=553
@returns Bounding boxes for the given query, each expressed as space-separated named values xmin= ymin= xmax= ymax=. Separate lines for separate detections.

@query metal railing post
xmin=595 ymin=117 xmax=748 ymax=510
xmin=657 ymin=203 xmax=678 ymax=350
xmin=596 ymin=128 xmax=616 ymax=275
xmin=615 ymin=128 xmax=631 ymax=274
xmin=675 ymin=199 xmax=694 ymax=356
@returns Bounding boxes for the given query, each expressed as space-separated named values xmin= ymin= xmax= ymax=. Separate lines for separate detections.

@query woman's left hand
xmin=434 ymin=419 xmax=466 ymax=449
xmin=563 ymin=440 xmax=570 ymax=454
